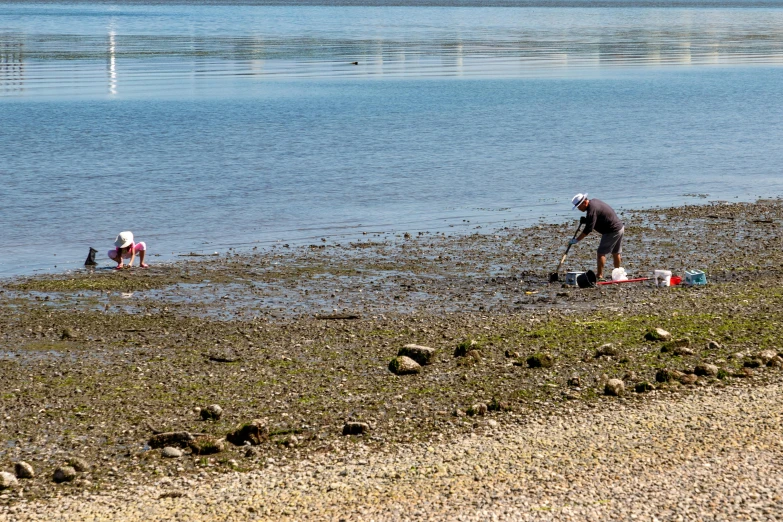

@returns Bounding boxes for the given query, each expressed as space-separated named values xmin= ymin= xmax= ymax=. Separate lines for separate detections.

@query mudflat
xmin=1 ymin=199 xmax=782 ymax=520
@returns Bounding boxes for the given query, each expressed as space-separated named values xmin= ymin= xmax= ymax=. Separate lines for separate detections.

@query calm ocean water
xmin=2 ymin=1 xmax=783 ymax=276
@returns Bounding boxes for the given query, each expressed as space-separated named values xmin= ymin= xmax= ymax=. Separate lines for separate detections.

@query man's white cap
xmin=114 ymin=231 xmax=134 ymax=248
xmin=571 ymin=193 xmax=588 ymax=209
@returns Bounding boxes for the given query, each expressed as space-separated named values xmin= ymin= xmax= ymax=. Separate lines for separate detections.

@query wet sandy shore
xmin=1 ymin=199 xmax=782 ymax=518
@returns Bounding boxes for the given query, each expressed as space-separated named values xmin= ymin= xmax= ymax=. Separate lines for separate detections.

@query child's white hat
xmin=114 ymin=231 xmax=134 ymax=248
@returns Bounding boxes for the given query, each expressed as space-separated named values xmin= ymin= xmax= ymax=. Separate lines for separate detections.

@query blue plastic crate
xmin=684 ymin=269 xmax=707 ymax=285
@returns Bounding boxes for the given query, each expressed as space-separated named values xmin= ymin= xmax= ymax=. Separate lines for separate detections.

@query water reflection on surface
xmin=2 ymin=6 xmax=783 ymax=96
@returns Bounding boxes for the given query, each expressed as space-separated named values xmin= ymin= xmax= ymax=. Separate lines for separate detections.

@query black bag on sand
xmin=84 ymin=247 xmax=98 ymax=266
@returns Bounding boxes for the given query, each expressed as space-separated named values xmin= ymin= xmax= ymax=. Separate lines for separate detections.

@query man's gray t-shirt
xmin=583 ymin=199 xmax=623 ymax=235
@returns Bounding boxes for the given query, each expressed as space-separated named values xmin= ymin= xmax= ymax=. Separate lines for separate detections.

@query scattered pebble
xmin=53 ymin=466 xmax=76 ymax=484
xmin=161 ymin=447 xmax=183 ymax=459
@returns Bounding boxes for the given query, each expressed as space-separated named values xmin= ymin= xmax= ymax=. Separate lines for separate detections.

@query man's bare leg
xmin=613 ymin=253 xmax=622 ymax=270
xmin=596 ymin=254 xmax=606 ymax=280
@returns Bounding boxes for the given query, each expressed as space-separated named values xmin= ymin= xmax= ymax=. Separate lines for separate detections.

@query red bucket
xmin=670 ymin=275 xmax=682 ymax=286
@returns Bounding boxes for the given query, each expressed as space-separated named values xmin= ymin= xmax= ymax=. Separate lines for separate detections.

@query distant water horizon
xmin=2 ymin=1 xmax=783 ymax=277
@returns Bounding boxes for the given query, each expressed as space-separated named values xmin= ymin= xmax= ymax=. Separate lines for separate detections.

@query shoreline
xmin=3 ymin=193 xmax=775 ymax=281
xmin=1 ymin=198 xmax=783 ymax=517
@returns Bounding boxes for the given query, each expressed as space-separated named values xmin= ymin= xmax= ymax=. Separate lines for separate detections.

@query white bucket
xmin=611 ymin=267 xmax=628 ymax=282
xmin=653 ymin=269 xmax=672 ymax=287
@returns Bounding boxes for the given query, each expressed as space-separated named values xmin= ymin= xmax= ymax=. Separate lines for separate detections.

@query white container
xmin=653 ymin=269 xmax=672 ymax=287
xmin=611 ymin=267 xmax=628 ymax=281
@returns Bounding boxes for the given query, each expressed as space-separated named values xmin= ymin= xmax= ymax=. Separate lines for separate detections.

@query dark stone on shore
xmin=526 ymin=353 xmax=553 ymax=368
xmin=208 ymin=350 xmax=240 ymax=363
xmin=67 ymin=457 xmax=91 ymax=472
xmin=694 ymin=363 xmax=719 ymax=377
xmin=655 ymin=368 xmax=674 ymax=382
xmin=398 ymin=344 xmax=436 ymax=365
xmin=15 ymin=461 xmax=34 ymax=479
xmin=244 ymin=446 xmax=259 ymax=458
xmin=388 ymin=355 xmax=421 ymax=375
xmin=680 ymin=373 xmax=698 ymax=385
xmin=454 ymin=340 xmax=477 ymax=357
xmin=743 ymin=358 xmax=763 ymax=368
xmin=488 ymin=397 xmax=511 ymax=411
xmin=635 ymin=381 xmax=654 ymax=393
xmin=342 ymin=421 xmax=370 ymax=436
xmin=61 ymin=328 xmax=76 ymax=340
xmin=567 ymin=374 xmax=581 ymax=387
xmin=707 ymin=340 xmax=722 ymax=350
xmin=768 ymin=355 xmax=783 ymax=368
xmin=466 ymin=349 xmax=482 ymax=362
xmin=227 ymin=420 xmax=269 ymax=446
xmin=53 ymin=466 xmax=76 ymax=483
xmin=148 ymin=431 xmax=195 ymax=449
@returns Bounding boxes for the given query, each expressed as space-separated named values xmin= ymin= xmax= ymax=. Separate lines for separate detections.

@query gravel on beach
xmin=2 ymin=378 xmax=782 ymax=521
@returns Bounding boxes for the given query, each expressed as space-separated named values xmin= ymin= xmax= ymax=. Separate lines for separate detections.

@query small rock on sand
xmin=67 ymin=457 xmax=91 ymax=473
xmin=694 ymin=363 xmax=719 ymax=377
xmin=342 ymin=422 xmax=370 ymax=436
xmin=53 ymin=466 xmax=76 ymax=484
xmin=526 ymin=353 xmax=554 ymax=368
xmin=595 ymin=343 xmax=618 ymax=357
xmin=680 ymin=373 xmax=698 ymax=385
xmin=645 ymin=328 xmax=672 ymax=342
xmin=0 ymin=472 xmax=17 ymax=490
xmin=468 ymin=403 xmax=488 ymax=416
xmin=227 ymin=419 xmax=269 ymax=446
xmin=604 ymin=379 xmax=625 ymax=396
xmin=655 ymin=368 xmax=683 ymax=383
xmin=162 ymin=447 xmax=183 ymax=459
xmin=388 ymin=356 xmax=421 ymax=375
xmin=398 ymin=344 xmax=436 ymax=365
xmin=15 ymin=461 xmax=34 ymax=479
xmin=201 ymin=404 xmax=223 ymax=420
xmin=148 ymin=431 xmax=194 ymax=449
xmin=673 ymin=346 xmax=695 ymax=356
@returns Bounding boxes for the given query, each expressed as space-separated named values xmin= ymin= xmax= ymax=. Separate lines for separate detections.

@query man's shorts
xmin=597 ymin=227 xmax=624 ymax=256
